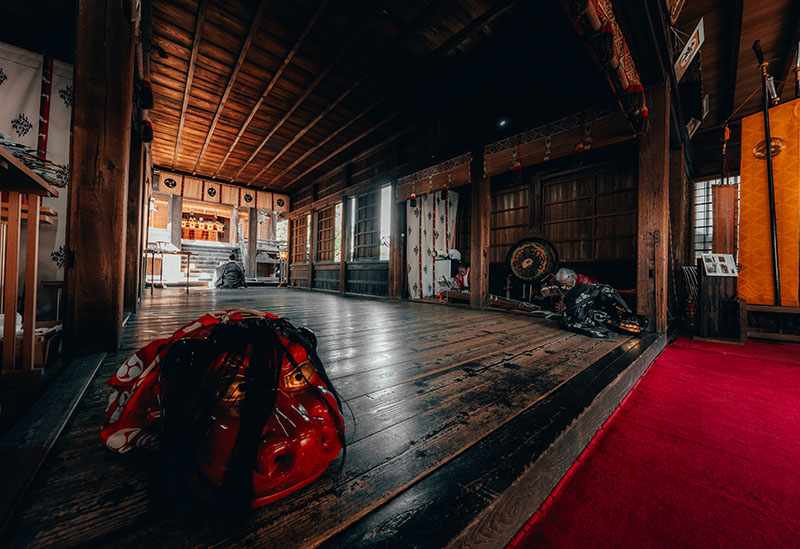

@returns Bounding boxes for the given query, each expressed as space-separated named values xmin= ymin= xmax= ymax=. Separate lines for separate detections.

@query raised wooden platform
xmin=0 ymin=288 xmax=664 ymax=547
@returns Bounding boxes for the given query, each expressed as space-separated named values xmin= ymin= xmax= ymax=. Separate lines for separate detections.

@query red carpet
xmin=509 ymin=336 xmax=800 ymax=548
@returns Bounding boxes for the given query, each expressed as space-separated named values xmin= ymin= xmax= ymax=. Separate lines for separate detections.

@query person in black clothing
xmin=214 ymin=253 xmax=248 ymax=289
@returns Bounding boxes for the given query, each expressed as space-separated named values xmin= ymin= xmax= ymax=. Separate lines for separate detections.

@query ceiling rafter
xmin=191 ymin=0 xmax=268 ymax=175
xmin=209 ymin=0 xmax=331 ymax=179
xmin=280 ymin=113 xmax=400 ymax=190
xmin=231 ymin=9 xmax=377 ymax=181
xmin=246 ymin=0 xmax=453 ymax=185
xmin=721 ymin=0 xmax=744 ymax=122
xmin=775 ymin=5 xmax=800 ymax=100
xmin=271 ymin=99 xmax=384 ymax=184
xmin=310 ymin=126 xmax=416 ymax=190
xmin=263 ymin=0 xmax=516 ymax=188
xmin=171 ymin=0 xmax=210 ymax=169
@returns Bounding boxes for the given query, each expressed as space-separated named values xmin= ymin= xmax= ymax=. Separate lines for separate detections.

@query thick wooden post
xmin=170 ymin=195 xmax=182 ymax=248
xmin=636 ymin=83 xmax=670 ymax=332
xmin=65 ymin=0 xmax=135 ymax=353
xmin=247 ymin=207 xmax=258 ymax=277
xmin=388 ymin=183 xmax=404 ymax=300
xmin=2 ymin=192 xmax=21 ymax=372
xmin=668 ymin=146 xmax=688 ymax=317
xmin=22 ymin=195 xmax=41 ymax=370
xmin=469 ymin=147 xmax=490 ymax=309
xmin=309 ymin=209 xmax=318 ymax=287
xmin=124 ymin=134 xmax=144 ymax=313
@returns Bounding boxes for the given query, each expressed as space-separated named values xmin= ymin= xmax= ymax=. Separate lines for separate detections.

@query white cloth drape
xmin=406 ymin=191 xmax=458 ymax=299
xmin=0 ymin=42 xmax=42 ymax=149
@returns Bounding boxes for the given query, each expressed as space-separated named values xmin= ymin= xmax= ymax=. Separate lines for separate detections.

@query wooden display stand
xmin=0 ymin=145 xmax=59 ymax=377
xmin=695 ymin=257 xmax=739 ymax=340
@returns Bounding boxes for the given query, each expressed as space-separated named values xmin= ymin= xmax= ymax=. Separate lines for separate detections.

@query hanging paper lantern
xmin=141 ymin=119 xmax=153 ymax=143
xmin=140 ymin=79 xmax=154 ymax=110
xmin=410 ymin=191 xmax=417 ymax=208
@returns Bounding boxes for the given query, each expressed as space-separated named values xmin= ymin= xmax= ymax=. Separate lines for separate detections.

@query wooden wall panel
xmin=489 ymin=180 xmax=530 ymax=264
xmin=346 ymin=262 xmax=388 ymax=297
xmin=312 ymin=263 xmax=340 ymax=291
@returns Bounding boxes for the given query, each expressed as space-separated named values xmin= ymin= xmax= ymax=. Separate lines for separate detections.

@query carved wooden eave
xmin=560 ymin=0 xmax=649 ymax=136
xmin=396 ymin=153 xmax=472 ymax=203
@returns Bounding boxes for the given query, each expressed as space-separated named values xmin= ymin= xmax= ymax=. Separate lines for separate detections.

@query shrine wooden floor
xmin=2 ymin=288 xmax=664 ymax=547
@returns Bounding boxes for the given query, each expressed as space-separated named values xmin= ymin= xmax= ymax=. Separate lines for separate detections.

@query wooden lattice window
xmin=542 ymin=165 xmax=636 ymax=261
xmin=353 ymin=191 xmax=380 ymax=260
xmin=291 ymin=215 xmax=309 ymax=264
xmin=316 ymin=205 xmax=337 ymax=262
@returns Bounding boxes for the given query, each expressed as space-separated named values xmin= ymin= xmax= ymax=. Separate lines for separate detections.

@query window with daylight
xmin=693 ymin=176 xmax=740 ymax=259
xmin=290 ymin=215 xmax=309 ymax=264
xmin=380 ymin=185 xmax=392 ymax=260
xmin=352 ymin=190 xmax=380 ymax=260
xmin=316 ymin=204 xmax=339 ymax=262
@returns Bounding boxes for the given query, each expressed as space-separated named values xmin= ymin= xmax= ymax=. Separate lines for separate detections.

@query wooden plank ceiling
xmin=676 ymin=0 xmax=800 ymax=130
xmin=148 ymin=0 xmax=609 ymax=194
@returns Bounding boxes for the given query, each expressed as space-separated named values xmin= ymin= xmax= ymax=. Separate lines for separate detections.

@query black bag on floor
xmin=560 ymin=284 xmax=648 ymax=338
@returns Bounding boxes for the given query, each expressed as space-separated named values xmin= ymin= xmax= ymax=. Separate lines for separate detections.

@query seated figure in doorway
xmin=214 ymin=253 xmax=248 ymax=289
xmin=454 ymin=262 xmax=470 ymax=292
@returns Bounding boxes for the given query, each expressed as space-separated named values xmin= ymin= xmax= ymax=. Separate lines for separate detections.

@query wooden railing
xmin=0 ymin=146 xmax=59 ymax=377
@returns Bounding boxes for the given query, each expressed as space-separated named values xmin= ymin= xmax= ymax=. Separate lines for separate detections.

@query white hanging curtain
xmin=406 ymin=190 xmax=458 ymax=299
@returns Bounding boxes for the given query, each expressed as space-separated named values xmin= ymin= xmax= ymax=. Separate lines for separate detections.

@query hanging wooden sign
xmin=675 ymin=18 xmax=704 ymax=83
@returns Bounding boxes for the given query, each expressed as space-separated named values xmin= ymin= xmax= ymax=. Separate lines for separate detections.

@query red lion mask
xmin=101 ymin=309 xmax=345 ymax=507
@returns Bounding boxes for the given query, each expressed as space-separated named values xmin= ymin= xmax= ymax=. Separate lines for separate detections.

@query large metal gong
xmin=505 ymin=237 xmax=559 ymax=283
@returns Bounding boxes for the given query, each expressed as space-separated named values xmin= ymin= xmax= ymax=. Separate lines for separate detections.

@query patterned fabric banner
xmin=157 ymin=172 xmax=181 ymax=195
xmin=272 ymin=193 xmax=290 ymax=212
xmin=203 ymin=181 xmax=221 ymax=203
xmin=0 ymin=42 xmax=42 ymax=149
xmin=406 ymin=191 xmax=459 ymax=299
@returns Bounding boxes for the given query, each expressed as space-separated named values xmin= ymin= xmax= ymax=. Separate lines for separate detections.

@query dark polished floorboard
xmin=3 ymin=287 xmax=630 ymax=547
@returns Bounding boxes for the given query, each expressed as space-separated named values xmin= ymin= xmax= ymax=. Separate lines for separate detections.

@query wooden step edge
xmin=0 ymin=352 xmax=106 ymax=534
xmin=323 ymin=333 xmax=667 ymax=548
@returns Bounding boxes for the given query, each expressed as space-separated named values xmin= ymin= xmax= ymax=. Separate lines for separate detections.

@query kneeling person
xmin=215 ymin=253 xmax=248 ymax=289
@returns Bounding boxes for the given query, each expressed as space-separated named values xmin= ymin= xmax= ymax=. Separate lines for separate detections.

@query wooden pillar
xmin=339 ymin=165 xmax=353 ymax=294
xmin=124 ymin=134 xmax=144 ymax=313
xmin=388 ymin=183 xmax=404 ymax=300
xmin=65 ymin=0 xmax=135 ymax=353
xmin=2 ymin=192 xmax=21 ymax=372
xmin=170 ymin=194 xmax=182 ymax=248
xmin=469 ymin=147 xmax=490 ymax=309
xmin=636 ymin=83 xmax=670 ymax=332
xmin=668 ymin=146 xmax=688 ymax=317
xmin=309 ymin=209 xmax=318 ymax=287
xmin=21 ymin=195 xmax=41 ymax=370
xmin=247 ymin=207 xmax=258 ymax=277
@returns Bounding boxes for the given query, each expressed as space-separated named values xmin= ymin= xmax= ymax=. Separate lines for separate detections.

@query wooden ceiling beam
xmin=280 ymin=113 xmax=399 ymax=190
xmin=271 ymin=99 xmax=384 ymax=183
xmin=775 ymin=4 xmax=800 ymax=100
xmin=171 ymin=0 xmax=209 ymax=169
xmin=721 ymin=0 xmax=744 ymax=122
xmin=246 ymin=0 xmax=452 ymax=185
xmin=233 ymin=11 xmax=375 ymax=181
xmin=191 ymin=0 xmax=268 ymax=175
xmin=209 ymin=0 xmax=330 ymax=179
